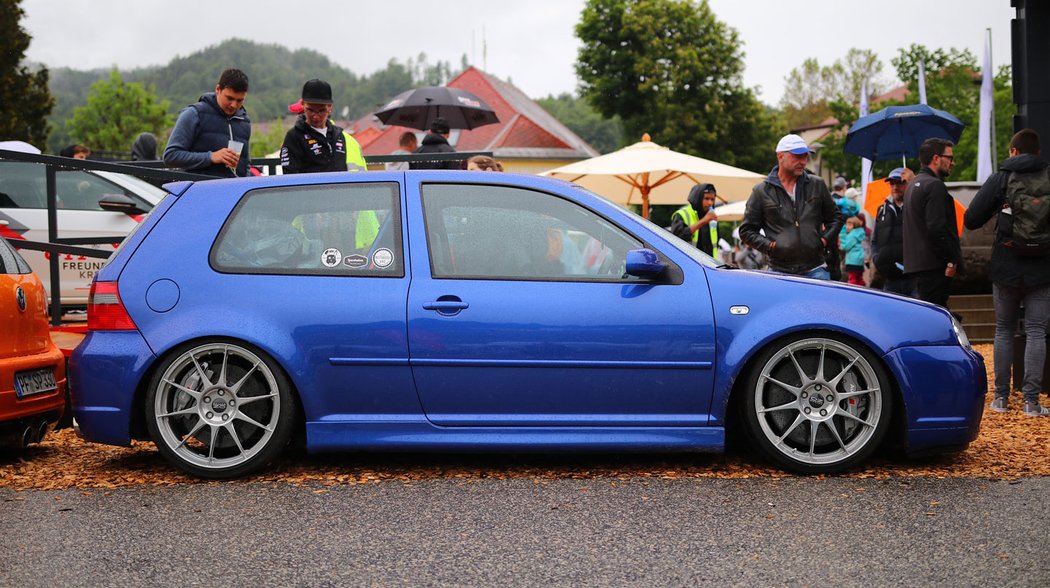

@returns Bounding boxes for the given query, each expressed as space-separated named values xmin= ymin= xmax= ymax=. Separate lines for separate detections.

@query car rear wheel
xmin=742 ymin=335 xmax=892 ymax=474
xmin=146 ymin=340 xmax=296 ymax=479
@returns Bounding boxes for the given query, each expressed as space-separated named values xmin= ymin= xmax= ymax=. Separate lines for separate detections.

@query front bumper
xmin=883 ymin=345 xmax=986 ymax=453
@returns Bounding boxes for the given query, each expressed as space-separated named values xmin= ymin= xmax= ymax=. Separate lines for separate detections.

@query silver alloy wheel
xmin=152 ymin=342 xmax=280 ymax=471
xmin=752 ymin=337 xmax=883 ymax=466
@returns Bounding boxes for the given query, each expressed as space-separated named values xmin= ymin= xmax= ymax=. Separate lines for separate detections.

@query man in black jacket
xmin=739 ymin=134 xmax=843 ymax=279
xmin=963 ymin=128 xmax=1050 ymax=417
xmin=903 ymin=138 xmax=961 ymax=307
xmin=871 ymin=167 xmax=913 ymax=295
xmin=410 ymin=118 xmax=459 ymax=170
xmin=280 ymin=79 xmax=348 ymax=174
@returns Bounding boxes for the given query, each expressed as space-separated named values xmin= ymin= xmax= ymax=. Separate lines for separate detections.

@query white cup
xmin=226 ymin=140 xmax=243 ymax=171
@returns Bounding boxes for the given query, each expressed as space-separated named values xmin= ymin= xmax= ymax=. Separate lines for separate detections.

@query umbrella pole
xmin=641 ymin=181 xmax=651 ymax=219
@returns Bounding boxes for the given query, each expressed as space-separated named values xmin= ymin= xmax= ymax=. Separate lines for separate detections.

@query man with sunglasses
xmin=280 ymin=79 xmax=348 ymax=174
xmin=903 ymin=138 xmax=962 ymax=307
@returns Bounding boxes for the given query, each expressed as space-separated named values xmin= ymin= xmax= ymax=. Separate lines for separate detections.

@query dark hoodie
xmin=670 ymin=183 xmax=716 ymax=254
xmin=131 ymin=133 xmax=158 ymax=161
xmin=964 ymin=153 xmax=1050 ymax=287
xmin=410 ymin=132 xmax=459 ymax=170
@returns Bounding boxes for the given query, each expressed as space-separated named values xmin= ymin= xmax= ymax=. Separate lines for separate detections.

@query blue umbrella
xmin=844 ymin=104 xmax=965 ymax=161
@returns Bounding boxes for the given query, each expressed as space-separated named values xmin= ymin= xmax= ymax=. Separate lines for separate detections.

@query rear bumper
xmin=70 ymin=330 xmax=156 ymax=447
xmin=0 ymin=346 xmax=66 ymax=424
xmin=883 ymin=345 xmax=986 ymax=453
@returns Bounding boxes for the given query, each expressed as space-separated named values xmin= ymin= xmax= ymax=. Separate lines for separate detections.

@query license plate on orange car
xmin=14 ymin=368 xmax=57 ymax=398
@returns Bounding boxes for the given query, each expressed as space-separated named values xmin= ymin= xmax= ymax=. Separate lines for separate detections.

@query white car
xmin=0 ymin=161 xmax=165 ymax=306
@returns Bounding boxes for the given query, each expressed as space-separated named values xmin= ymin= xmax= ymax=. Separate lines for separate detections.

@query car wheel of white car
xmin=146 ymin=340 xmax=296 ymax=479
xmin=742 ymin=335 xmax=892 ymax=474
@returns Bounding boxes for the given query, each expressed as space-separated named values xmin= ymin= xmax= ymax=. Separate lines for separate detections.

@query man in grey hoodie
xmin=964 ymin=128 xmax=1050 ymax=417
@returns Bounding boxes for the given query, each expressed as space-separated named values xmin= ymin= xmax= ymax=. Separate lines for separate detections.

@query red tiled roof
xmin=350 ymin=67 xmax=599 ymax=160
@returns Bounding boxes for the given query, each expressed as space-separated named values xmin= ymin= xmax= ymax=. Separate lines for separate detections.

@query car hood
xmin=704 ymin=267 xmax=960 ymax=353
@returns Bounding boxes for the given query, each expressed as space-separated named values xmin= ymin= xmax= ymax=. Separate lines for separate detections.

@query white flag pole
xmin=917 ymin=58 xmax=928 ymax=105
xmin=976 ymin=29 xmax=995 ymax=183
xmin=860 ymin=79 xmax=872 ymax=212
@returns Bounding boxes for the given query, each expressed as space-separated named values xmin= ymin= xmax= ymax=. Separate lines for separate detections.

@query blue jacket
xmin=840 ymin=227 xmax=866 ymax=267
xmin=163 ymin=93 xmax=252 ymax=177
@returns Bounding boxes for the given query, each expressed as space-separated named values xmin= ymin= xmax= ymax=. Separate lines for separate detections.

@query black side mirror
xmin=98 ymin=193 xmax=147 ymax=215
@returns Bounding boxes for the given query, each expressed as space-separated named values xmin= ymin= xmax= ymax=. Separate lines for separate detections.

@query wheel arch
xmin=129 ymin=335 xmax=306 ymax=441
xmin=722 ymin=328 xmax=908 ymax=459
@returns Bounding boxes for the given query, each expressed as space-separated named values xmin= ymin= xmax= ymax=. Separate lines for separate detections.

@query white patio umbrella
xmin=710 ymin=199 xmax=749 ymax=222
xmin=541 ymin=134 xmax=764 ymax=218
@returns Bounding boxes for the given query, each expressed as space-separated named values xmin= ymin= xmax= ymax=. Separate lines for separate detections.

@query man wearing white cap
xmin=739 ymin=134 xmax=843 ymax=279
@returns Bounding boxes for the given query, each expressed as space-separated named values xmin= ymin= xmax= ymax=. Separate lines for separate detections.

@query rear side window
xmin=211 ymin=182 xmax=404 ymax=277
xmin=0 ymin=162 xmax=46 ymax=209
xmin=0 ymin=237 xmax=32 ymax=275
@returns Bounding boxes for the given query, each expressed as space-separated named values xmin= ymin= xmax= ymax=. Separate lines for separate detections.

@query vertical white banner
xmin=918 ymin=58 xmax=928 ymax=105
xmin=976 ymin=31 xmax=995 ymax=183
xmin=860 ymin=79 xmax=872 ymax=212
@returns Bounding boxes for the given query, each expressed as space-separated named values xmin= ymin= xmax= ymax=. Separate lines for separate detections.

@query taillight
xmin=88 ymin=281 xmax=137 ymax=331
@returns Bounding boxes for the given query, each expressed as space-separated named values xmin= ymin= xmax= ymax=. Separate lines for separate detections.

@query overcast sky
xmin=22 ymin=0 xmax=1014 ymax=106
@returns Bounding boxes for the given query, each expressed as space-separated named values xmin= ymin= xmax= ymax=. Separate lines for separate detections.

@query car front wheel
xmin=146 ymin=340 xmax=296 ymax=479
xmin=742 ymin=335 xmax=892 ymax=474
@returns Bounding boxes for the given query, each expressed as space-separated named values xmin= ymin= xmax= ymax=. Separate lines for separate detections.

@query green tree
xmin=575 ymin=0 xmax=782 ymax=173
xmin=67 ymin=69 xmax=173 ymax=155
xmin=0 ymin=0 xmax=54 ymax=147
xmin=781 ymin=49 xmax=885 ymax=129
xmin=537 ymin=93 xmax=623 ymax=153
xmin=251 ymin=117 xmax=290 ymax=159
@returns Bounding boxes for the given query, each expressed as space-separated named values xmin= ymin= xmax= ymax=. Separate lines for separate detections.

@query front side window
xmin=422 ymin=183 xmax=644 ymax=281
xmin=212 ymin=182 xmax=403 ymax=276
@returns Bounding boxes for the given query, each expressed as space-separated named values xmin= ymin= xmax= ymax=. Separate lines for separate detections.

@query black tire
xmin=740 ymin=333 xmax=892 ymax=474
xmin=145 ymin=339 xmax=296 ymax=479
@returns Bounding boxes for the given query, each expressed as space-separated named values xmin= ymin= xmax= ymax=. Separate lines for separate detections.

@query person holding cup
xmin=163 ymin=68 xmax=252 ymax=177
xmin=280 ymin=79 xmax=348 ymax=174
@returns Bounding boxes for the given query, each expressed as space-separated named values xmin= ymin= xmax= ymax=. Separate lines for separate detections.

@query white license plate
xmin=14 ymin=368 xmax=57 ymax=398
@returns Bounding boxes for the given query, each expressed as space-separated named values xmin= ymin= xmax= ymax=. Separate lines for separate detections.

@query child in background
xmin=840 ymin=216 xmax=867 ymax=286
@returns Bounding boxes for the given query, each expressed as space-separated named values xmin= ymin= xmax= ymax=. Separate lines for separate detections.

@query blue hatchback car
xmin=70 ymin=171 xmax=986 ymax=478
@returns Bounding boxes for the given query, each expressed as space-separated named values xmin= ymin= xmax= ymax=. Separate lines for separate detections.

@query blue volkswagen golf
xmin=70 ymin=171 xmax=986 ymax=478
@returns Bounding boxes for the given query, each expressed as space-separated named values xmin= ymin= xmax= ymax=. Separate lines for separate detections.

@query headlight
xmin=951 ymin=315 xmax=972 ymax=350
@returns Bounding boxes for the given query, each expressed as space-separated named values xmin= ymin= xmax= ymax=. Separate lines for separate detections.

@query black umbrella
xmin=374 ymin=86 xmax=499 ymax=131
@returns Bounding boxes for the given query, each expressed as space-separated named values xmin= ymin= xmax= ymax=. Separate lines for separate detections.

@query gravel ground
xmin=2 ymin=343 xmax=1047 ymax=489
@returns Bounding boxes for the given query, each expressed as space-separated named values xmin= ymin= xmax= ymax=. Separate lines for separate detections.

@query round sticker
xmin=321 ymin=248 xmax=342 ymax=268
xmin=372 ymin=248 xmax=394 ymax=268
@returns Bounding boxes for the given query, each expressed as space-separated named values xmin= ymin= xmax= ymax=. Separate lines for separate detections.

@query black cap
xmin=430 ymin=117 xmax=451 ymax=134
xmin=301 ymin=79 xmax=333 ymax=104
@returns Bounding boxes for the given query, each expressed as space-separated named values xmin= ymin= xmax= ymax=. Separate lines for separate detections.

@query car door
xmin=406 ymin=181 xmax=716 ymax=427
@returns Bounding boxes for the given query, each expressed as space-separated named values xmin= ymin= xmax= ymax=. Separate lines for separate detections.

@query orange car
xmin=0 ymin=234 xmax=66 ymax=448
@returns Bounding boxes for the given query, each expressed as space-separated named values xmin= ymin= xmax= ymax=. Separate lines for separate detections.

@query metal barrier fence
xmin=0 ymin=148 xmax=492 ymax=325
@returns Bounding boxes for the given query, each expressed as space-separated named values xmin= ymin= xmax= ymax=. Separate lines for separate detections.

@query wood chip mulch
xmin=2 ymin=344 xmax=1047 ymax=490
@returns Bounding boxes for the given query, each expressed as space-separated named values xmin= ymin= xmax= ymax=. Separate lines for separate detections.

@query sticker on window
xmin=321 ymin=248 xmax=342 ymax=268
xmin=372 ymin=248 xmax=394 ymax=269
xmin=343 ymin=254 xmax=368 ymax=268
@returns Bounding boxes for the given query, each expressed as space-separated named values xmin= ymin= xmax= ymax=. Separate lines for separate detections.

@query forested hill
xmin=46 ymin=38 xmax=463 ymax=153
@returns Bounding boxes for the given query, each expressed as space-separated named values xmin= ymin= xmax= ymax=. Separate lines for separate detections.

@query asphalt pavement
xmin=2 ymin=476 xmax=1048 ymax=586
